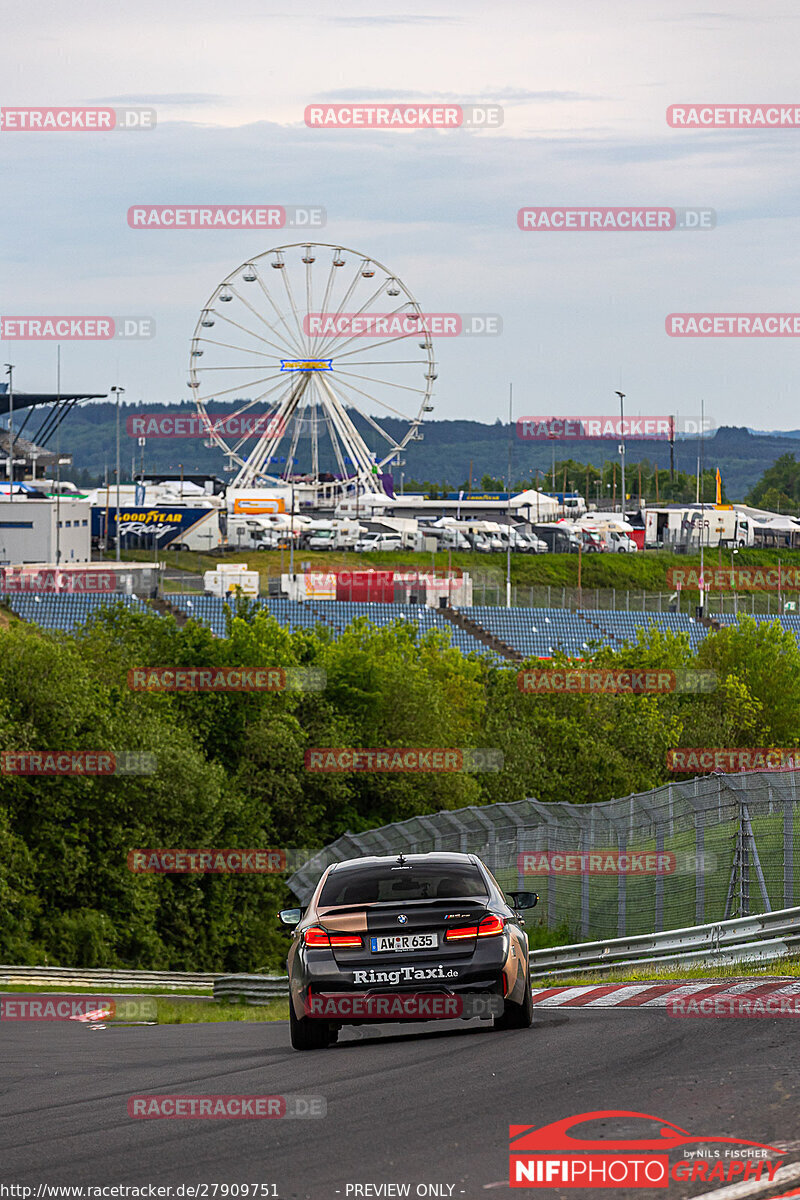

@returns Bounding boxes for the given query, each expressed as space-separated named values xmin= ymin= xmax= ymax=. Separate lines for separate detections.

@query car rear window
xmin=318 ymin=862 xmax=489 ymax=906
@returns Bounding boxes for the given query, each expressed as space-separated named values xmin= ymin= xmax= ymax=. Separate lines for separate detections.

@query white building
xmin=0 ymin=499 xmax=91 ymax=565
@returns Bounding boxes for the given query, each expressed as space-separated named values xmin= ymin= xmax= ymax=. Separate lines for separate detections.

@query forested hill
xmin=35 ymin=399 xmax=800 ymax=499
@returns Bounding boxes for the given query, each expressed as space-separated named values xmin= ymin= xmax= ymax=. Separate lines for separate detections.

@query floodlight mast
xmin=614 ymin=391 xmax=626 ymax=521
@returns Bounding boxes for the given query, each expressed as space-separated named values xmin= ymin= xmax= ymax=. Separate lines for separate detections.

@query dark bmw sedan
xmin=279 ymin=851 xmax=538 ymax=1050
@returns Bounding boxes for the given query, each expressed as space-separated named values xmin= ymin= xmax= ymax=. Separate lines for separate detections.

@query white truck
xmin=645 ymin=506 xmax=754 ymax=549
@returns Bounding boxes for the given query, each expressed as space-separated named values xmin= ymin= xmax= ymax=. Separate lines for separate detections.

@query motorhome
xmin=497 ymin=526 xmax=547 ymax=554
xmin=306 ymin=520 xmax=364 ymax=550
xmin=532 ymin=523 xmax=581 ymax=554
xmin=427 ymin=520 xmax=472 ymax=551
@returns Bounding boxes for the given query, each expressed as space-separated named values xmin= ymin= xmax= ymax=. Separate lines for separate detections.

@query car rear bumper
xmin=290 ymin=947 xmax=514 ymax=1021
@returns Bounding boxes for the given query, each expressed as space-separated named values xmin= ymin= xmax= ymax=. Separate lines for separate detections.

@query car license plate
xmin=370 ymin=933 xmax=438 ymax=953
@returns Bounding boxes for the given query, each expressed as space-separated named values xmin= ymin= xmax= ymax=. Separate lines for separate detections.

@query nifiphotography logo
xmin=508 ymin=1110 xmax=784 ymax=1189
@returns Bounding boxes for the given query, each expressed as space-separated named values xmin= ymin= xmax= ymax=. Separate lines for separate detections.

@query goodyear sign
xmin=91 ymin=507 xmax=213 ymax=545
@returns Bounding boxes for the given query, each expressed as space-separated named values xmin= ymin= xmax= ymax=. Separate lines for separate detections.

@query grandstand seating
xmin=461 ymin=606 xmax=593 ymax=658
xmin=168 ymin=595 xmax=500 ymax=659
xmin=8 ymin=590 xmax=800 ymax=661
xmin=2 ymin=592 xmax=148 ymax=632
xmin=575 ymin=610 xmax=709 ymax=652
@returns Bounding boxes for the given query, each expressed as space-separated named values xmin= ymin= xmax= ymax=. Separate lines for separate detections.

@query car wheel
xmin=494 ymin=972 xmax=534 ymax=1030
xmin=289 ymin=1001 xmax=333 ymax=1051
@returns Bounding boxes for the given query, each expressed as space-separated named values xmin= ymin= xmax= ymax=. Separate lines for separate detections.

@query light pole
xmin=110 ymin=386 xmax=125 ymax=560
xmin=4 ymin=364 xmax=14 ymax=502
xmin=55 ymin=346 xmax=62 ymax=564
xmin=506 ymin=383 xmax=513 ymax=608
xmin=699 ymin=395 xmax=706 ymax=617
xmin=615 ymin=391 xmax=626 ymax=520
xmin=290 ymin=481 xmax=295 ymax=576
xmin=731 ymin=547 xmax=739 ymax=617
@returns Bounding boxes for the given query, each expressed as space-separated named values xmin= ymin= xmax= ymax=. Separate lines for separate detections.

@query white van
xmin=353 ymin=531 xmax=404 ymax=553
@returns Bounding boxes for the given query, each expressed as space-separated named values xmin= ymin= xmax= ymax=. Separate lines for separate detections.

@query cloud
xmin=313 ymin=88 xmax=603 ymax=103
xmin=327 ymin=14 xmax=462 ymax=25
xmin=90 ymin=94 xmax=230 ymax=106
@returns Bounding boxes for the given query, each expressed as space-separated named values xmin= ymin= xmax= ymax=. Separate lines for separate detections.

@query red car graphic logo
xmin=509 ymin=1111 xmax=785 ymax=1155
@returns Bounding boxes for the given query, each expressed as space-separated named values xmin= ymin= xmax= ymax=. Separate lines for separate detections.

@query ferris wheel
xmin=189 ymin=243 xmax=436 ymax=501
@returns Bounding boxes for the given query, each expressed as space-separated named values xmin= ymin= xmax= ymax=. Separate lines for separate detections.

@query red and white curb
xmin=70 ymin=1005 xmax=113 ymax=1029
xmin=531 ymin=980 xmax=800 ymax=1008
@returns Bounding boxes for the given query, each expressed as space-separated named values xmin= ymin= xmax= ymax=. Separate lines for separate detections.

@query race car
xmin=278 ymin=851 xmax=538 ymax=1050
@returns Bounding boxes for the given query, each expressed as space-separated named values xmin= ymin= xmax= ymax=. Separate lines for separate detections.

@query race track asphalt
xmin=1 ymin=1011 xmax=798 ymax=1199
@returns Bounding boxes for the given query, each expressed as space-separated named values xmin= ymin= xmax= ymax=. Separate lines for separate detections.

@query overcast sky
xmin=2 ymin=0 xmax=800 ymax=437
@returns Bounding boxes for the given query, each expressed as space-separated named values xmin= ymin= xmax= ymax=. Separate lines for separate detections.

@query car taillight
xmin=304 ymin=926 xmax=362 ymax=948
xmin=330 ymin=933 xmax=362 ymax=947
xmin=445 ymin=914 xmax=505 ymax=941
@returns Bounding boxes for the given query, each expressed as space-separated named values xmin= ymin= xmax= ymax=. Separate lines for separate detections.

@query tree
xmin=747 ymin=454 xmax=800 ymax=510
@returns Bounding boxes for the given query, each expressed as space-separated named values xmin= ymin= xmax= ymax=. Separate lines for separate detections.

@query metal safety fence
xmin=470 ymin=578 xmax=785 ymax=616
xmin=287 ymin=772 xmax=800 ymax=944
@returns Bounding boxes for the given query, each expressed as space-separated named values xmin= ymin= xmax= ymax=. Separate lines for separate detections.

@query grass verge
xmin=536 ymin=955 xmax=800 ymax=987
xmin=155 ymin=997 xmax=288 ymax=1023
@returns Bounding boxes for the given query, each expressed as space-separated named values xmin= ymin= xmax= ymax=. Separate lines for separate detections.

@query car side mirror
xmin=278 ymin=907 xmax=304 ymax=927
xmin=507 ymin=891 xmax=539 ymax=910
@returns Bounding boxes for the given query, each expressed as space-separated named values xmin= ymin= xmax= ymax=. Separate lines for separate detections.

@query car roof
xmin=326 ymin=852 xmax=480 ymax=872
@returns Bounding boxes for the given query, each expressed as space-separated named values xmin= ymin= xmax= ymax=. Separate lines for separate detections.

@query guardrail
xmin=211 ymin=906 xmax=800 ymax=1002
xmin=527 ymin=904 xmax=800 ymax=978
xmin=9 ymin=907 xmax=800 ymax=1004
xmin=213 ymin=975 xmax=291 ymax=1003
xmin=0 ymin=965 xmax=220 ymax=992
